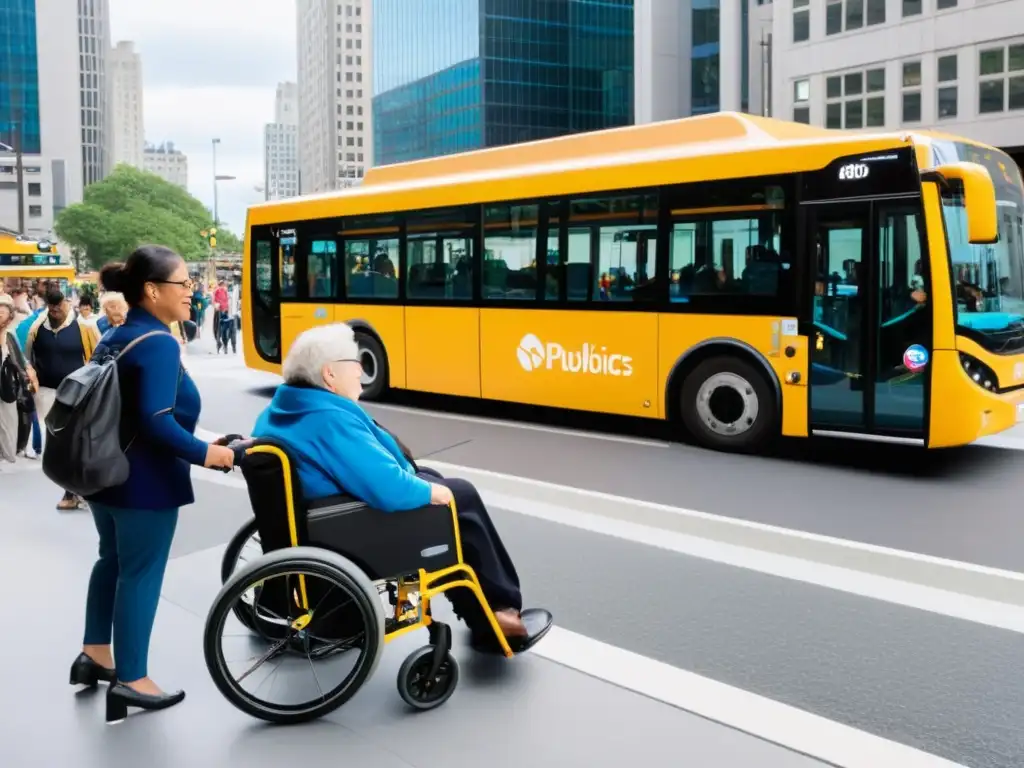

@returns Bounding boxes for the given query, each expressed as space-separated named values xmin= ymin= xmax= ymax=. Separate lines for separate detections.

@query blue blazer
xmin=86 ymin=307 xmax=208 ymax=510
xmin=253 ymin=384 xmax=432 ymax=512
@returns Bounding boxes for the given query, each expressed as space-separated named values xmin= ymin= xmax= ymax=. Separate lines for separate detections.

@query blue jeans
xmin=83 ymin=503 xmax=179 ymax=682
xmin=31 ymin=412 xmax=40 ymax=454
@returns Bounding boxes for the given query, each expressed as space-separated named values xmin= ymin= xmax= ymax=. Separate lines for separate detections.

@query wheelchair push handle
xmin=211 ymin=433 xmax=252 ymax=472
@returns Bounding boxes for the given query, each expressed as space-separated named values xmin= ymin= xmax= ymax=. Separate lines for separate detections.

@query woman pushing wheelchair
xmin=247 ymin=322 xmax=551 ymax=651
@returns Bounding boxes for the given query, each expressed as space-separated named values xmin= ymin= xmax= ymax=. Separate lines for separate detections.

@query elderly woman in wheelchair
xmin=205 ymin=323 xmax=552 ymax=723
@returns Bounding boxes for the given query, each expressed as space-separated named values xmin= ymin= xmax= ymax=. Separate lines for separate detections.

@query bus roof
xmin=246 ymin=111 xmax=1001 ymax=227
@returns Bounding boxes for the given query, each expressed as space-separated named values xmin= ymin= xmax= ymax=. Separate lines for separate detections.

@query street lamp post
xmin=212 ymin=137 xmax=221 ymax=225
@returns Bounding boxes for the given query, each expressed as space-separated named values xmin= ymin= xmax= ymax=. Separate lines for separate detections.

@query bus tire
xmin=680 ymin=356 xmax=777 ymax=453
xmin=355 ymin=331 xmax=388 ymax=401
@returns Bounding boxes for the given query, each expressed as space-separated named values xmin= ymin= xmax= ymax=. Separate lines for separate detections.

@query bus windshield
xmin=932 ymin=141 xmax=1024 ymax=354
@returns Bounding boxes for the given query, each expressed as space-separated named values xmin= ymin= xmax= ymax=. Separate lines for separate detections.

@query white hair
xmin=282 ymin=322 xmax=359 ymax=387
xmin=99 ymin=291 xmax=125 ymax=309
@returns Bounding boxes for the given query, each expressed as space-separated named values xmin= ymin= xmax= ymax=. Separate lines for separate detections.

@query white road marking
xmin=192 ymin=433 xmax=1024 ymax=632
xmin=363 ymin=402 xmax=671 ymax=449
xmin=535 ymin=627 xmax=963 ymax=768
xmin=478 ymin=487 xmax=1024 ymax=635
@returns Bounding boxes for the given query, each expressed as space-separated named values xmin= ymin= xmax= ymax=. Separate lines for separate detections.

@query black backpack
xmin=42 ymin=330 xmax=165 ymax=497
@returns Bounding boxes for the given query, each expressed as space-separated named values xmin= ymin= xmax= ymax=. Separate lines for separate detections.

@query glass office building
xmin=690 ymin=0 xmax=749 ymax=115
xmin=0 ymin=0 xmax=42 ymax=154
xmin=373 ymin=0 xmax=634 ymax=166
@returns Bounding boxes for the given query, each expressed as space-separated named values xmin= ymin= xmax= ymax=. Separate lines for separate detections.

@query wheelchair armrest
xmin=305 ymin=500 xmax=460 ymax=581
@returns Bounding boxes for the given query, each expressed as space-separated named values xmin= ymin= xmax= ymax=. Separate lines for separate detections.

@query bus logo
xmin=903 ymin=344 xmax=929 ymax=372
xmin=516 ymin=334 xmax=634 ymax=377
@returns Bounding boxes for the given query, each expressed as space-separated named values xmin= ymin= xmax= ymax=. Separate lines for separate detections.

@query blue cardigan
xmin=252 ymin=384 xmax=432 ymax=511
xmin=86 ymin=307 xmax=208 ymax=510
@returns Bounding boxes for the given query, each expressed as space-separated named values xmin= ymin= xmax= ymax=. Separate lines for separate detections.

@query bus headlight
xmin=959 ymin=352 xmax=999 ymax=392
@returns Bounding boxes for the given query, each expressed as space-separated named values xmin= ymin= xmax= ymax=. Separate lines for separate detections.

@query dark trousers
xmin=217 ymin=313 xmax=236 ymax=352
xmin=31 ymin=411 xmax=41 ymax=454
xmin=83 ymin=502 xmax=179 ymax=682
xmin=415 ymin=469 xmax=522 ymax=633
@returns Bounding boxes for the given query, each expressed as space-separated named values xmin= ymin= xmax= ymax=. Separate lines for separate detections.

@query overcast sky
xmin=109 ymin=0 xmax=297 ymax=235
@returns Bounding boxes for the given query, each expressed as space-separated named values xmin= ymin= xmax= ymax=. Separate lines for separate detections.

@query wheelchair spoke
xmin=306 ymin=631 xmax=365 ymax=660
xmin=305 ymin=654 xmax=325 ymax=702
xmin=237 ymin=635 xmax=291 ymax=683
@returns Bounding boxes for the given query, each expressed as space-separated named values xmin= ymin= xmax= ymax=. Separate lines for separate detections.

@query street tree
xmin=54 ymin=165 xmax=243 ymax=268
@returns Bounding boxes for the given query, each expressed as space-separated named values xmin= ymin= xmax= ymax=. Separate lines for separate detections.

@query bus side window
xmin=279 ymin=229 xmax=298 ymax=299
xmin=483 ymin=203 xmax=539 ymax=300
xmin=342 ymin=214 xmax=401 ymax=300
xmin=306 ymin=239 xmax=338 ymax=299
xmin=405 ymin=206 xmax=475 ymax=301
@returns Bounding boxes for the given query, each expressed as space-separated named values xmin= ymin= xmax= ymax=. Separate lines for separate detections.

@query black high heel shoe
xmin=105 ymin=683 xmax=185 ymax=724
xmin=69 ymin=653 xmax=116 ymax=688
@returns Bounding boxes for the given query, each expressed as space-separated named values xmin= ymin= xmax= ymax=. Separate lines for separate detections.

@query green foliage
xmin=54 ymin=165 xmax=244 ymax=269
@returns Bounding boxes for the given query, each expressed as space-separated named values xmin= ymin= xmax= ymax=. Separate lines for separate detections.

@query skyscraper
xmin=78 ymin=0 xmax=111 ymax=185
xmin=264 ymin=82 xmax=299 ymax=200
xmin=296 ymin=0 xmax=373 ymax=194
xmin=143 ymin=141 xmax=188 ymax=189
xmin=0 ymin=0 xmax=83 ymax=236
xmin=109 ymin=40 xmax=144 ymax=169
xmin=372 ymin=0 xmax=635 ymax=166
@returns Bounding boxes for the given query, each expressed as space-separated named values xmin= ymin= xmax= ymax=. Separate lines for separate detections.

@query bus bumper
xmin=928 ymin=349 xmax=1024 ymax=447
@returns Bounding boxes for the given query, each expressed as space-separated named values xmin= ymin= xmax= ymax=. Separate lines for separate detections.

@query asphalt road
xmin=187 ymin=343 xmax=1024 ymax=574
xmin=171 ymin=339 xmax=1024 ymax=767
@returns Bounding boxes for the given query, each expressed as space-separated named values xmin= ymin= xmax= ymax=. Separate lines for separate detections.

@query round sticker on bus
xmin=903 ymin=344 xmax=929 ymax=372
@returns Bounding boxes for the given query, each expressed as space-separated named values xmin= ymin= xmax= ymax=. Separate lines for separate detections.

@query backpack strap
xmin=113 ymin=329 xmax=171 ymax=359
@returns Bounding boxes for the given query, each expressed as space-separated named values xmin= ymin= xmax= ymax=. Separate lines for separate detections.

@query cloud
xmin=109 ymin=0 xmax=297 ymax=233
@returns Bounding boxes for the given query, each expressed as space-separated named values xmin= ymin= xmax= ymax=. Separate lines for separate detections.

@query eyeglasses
xmin=153 ymin=278 xmax=195 ymax=291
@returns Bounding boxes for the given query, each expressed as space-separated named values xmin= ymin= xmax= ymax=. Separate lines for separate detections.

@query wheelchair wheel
xmin=397 ymin=645 xmax=460 ymax=711
xmin=221 ymin=518 xmax=261 ymax=583
xmin=204 ymin=546 xmax=385 ymax=725
xmin=220 ymin=519 xmax=262 ymax=633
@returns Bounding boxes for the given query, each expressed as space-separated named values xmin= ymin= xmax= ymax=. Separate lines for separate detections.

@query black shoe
xmin=69 ymin=652 xmax=116 ymax=688
xmin=105 ymin=682 xmax=185 ymax=724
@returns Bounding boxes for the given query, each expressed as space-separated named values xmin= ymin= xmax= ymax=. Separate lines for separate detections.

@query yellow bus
xmin=0 ymin=229 xmax=75 ymax=295
xmin=241 ymin=112 xmax=1024 ymax=453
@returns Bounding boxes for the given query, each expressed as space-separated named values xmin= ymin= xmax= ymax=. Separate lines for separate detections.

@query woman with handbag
xmin=0 ymin=293 xmax=38 ymax=464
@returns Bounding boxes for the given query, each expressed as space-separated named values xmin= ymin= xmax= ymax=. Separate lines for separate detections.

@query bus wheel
xmin=355 ymin=332 xmax=388 ymax=401
xmin=680 ymin=356 xmax=776 ymax=453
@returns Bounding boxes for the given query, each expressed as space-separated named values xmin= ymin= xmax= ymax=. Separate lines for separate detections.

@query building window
xmin=902 ymin=0 xmax=922 ymax=16
xmin=793 ymin=0 xmax=809 ymax=42
xmin=902 ymin=61 xmax=922 ymax=122
xmin=978 ymin=43 xmax=1024 ymax=114
xmin=27 ymin=183 xmax=41 ymax=197
xmin=827 ymin=0 xmax=883 ymax=34
xmin=826 ymin=0 xmax=842 ymax=34
xmin=937 ymin=53 xmax=958 ymax=119
xmin=826 ymin=68 xmax=885 ymax=129
xmin=845 ymin=0 xmax=863 ymax=30
xmin=793 ymin=79 xmax=810 ymax=123
xmin=28 ymin=205 xmax=42 ymax=218
xmin=937 ymin=0 xmax=956 ymax=8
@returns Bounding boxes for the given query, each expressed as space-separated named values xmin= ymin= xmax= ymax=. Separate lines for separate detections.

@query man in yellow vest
xmin=24 ymin=287 xmax=100 ymax=510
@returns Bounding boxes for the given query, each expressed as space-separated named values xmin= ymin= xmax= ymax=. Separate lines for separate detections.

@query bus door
xmin=249 ymin=227 xmax=284 ymax=365
xmin=805 ymin=199 xmax=931 ymax=437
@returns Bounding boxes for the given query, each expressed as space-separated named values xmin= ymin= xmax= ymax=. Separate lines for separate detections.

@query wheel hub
xmin=359 ymin=347 xmax=377 ymax=386
xmin=695 ymin=372 xmax=759 ymax=437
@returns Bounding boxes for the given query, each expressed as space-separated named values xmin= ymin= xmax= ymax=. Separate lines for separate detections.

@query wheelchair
xmin=205 ymin=438 xmax=553 ymax=725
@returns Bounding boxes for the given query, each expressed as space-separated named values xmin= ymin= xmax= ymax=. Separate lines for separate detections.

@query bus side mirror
xmin=923 ymin=161 xmax=999 ymax=245
xmin=182 ymin=320 xmax=198 ymax=342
